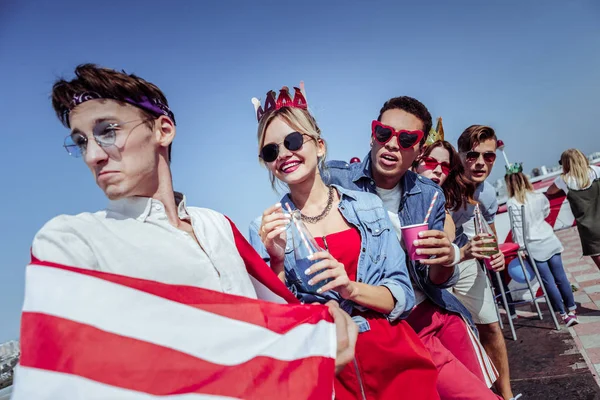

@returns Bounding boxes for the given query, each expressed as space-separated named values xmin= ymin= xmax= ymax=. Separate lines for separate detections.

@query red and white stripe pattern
xmin=462 ymin=316 xmax=499 ymax=388
xmin=13 ymin=259 xmax=336 ymax=399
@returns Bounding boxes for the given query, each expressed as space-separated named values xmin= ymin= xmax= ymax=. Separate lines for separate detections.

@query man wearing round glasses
xmin=29 ymin=64 xmax=357 ymax=382
xmin=451 ymin=125 xmax=517 ymax=400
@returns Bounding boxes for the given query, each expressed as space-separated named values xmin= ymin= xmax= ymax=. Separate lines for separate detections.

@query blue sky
xmin=0 ymin=0 xmax=599 ymax=342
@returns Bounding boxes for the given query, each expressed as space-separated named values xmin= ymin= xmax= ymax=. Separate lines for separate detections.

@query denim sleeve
xmin=422 ymin=263 xmax=460 ymax=289
xmin=429 ymin=191 xmax=446 ymax=232
xmin=248 ymin=217 xmax=270 ymax=264
xmin=378 ymin=215 xmax=415 ymax=322
xmin=422 ymin=192 xmax=460 ymax=288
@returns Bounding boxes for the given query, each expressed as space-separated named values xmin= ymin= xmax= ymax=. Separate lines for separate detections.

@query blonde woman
xmin=248 ymin=87 xmax=441 ymax=399
xmin=547 ymin=149 xmax=600 ymax=269
xmin=506 ymin=169 xmax=578 ymax=326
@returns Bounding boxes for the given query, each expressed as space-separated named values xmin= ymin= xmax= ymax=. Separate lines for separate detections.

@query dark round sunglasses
xmin=371 ymin=120 xmax=424 ymax=149
xmin=259 ymin=131 xmax=310 ymax=163
xmin=465 ymin=150 xmax=497 ymax=163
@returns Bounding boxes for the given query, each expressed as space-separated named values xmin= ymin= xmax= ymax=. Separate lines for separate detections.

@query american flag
xmin=13 ymin=225 xmax=336 ymax=400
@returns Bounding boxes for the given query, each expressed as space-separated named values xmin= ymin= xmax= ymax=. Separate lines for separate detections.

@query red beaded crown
xmin=251 ymin=82 xmax=308 ymax=122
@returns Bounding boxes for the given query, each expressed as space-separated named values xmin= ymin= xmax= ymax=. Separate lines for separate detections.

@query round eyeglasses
xmin=64 ymin=118 xmax=149 ymax=158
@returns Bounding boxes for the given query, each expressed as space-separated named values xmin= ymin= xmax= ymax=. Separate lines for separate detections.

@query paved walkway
xmin=503 ymin=226 xmax=600 ymax=399
xmin=557 ymin=227 xmax=600 ymax=385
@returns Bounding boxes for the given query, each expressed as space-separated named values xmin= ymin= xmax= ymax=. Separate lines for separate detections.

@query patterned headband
xmin=64 ymin=91 xmax=176 ymax=126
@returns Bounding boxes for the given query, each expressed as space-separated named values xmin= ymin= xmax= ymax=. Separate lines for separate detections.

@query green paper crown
xmin=505 ymin=162 xmax=523 ymax=175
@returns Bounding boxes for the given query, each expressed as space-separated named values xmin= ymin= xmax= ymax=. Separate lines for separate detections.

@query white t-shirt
xmin=376 ymin=184 xmax=403 ymax=238
xmin=554 ymin=165 xmax=600 ymax=194
xmin=376 ymin=184 xmax=427 ymax=306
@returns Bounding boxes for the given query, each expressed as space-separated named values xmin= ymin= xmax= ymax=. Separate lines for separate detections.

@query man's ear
xmin=156 ymin=116 xmax=176 ymax=149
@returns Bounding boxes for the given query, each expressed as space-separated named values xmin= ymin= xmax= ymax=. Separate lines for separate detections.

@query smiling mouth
xmin=280 ymin=161 xmax=301 ymax=172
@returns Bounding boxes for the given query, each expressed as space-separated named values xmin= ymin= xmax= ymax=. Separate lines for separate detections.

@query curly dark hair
xmin=51 ymin=63 xmax=173 ymax=161
xmin=416 ymin=140 xmax=476 ymax=212
xmin=377 ymin=96 xmax=432 ymax=146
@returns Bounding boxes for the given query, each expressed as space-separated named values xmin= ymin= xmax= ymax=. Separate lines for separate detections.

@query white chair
xmin=488 ymin=205 xmax=560 ymax=340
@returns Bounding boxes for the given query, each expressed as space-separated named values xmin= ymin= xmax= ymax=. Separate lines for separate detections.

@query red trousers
xmin=335 ymin=313 xmax=439 ymax=399
xmin=406 ymin=301 xmax=502 ymax=400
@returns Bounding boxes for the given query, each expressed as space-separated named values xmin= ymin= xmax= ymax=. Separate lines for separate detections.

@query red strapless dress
xmin=316 ymin=228 xmax=439 ymax=399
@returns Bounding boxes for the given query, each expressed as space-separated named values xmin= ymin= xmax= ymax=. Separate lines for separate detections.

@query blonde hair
xmin=560 ymin=148 xmax=591 ymax=189
xmin=257 ymin=107 xmax=327 ymax=189
xmin=505 ymin=172 xmax=534 ymax=204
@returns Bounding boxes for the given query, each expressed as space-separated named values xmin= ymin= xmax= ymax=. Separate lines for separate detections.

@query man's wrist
xmin=443 ymin=243 xmax=461 ymax=267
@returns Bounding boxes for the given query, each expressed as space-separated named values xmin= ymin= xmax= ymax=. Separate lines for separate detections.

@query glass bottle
xmin=287 ymin=209 xmax=331 ymax=294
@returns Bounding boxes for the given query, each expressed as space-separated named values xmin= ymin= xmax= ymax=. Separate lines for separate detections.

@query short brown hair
xmin=51 ymin=64 xmax=173 ymax=161
xmin=378 ymin=96 xmax=432 ymax=146
xmin=457 ymin=125 xmax=497 ymax=153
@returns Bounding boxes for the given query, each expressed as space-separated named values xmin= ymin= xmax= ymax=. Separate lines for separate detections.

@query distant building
xmin=0 ymin=341 xmax=18 ymax=361
xmin=0 ymin=341 xmax=19 ymax=389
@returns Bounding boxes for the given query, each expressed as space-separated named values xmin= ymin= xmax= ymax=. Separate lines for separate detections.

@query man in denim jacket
xmin=325 ymin=97 xmax=501 ymax=398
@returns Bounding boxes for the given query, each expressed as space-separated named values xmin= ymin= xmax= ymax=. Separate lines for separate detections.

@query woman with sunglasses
xmin=413 ymin=140 xmax=475 ymax=242
xmin=547 ymin=148 xmax=600 ymax=269
xmin=248 ymin=87 xmax=440 ymax=399
xmin=413 ymin=140 xmax=501 ymax=263
xmin=505 ymin=168 xmax=578 ymax=326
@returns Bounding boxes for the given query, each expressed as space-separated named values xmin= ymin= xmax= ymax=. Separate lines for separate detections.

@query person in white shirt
xmin=506 ymin=168 xmax=578 ymax=327
xmin=32 ymin=63 xmax=357 ymax=375
xmin=547 ymin=148 xmax=600 ymax=269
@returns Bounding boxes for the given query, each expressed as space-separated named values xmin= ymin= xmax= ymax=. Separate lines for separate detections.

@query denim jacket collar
xmin=352 ymin=151 xmax=422 ymax=197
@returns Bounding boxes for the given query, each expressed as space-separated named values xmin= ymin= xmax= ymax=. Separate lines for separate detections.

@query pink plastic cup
xmin=401 ymin=223 xmax=429 ymax=261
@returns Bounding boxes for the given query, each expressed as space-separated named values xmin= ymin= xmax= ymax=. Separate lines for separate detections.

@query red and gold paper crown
xmin=251 ymin=82 xmax=308 ymax=122
xmin=425 ymin=117 xmax=445 ymax=145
